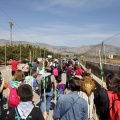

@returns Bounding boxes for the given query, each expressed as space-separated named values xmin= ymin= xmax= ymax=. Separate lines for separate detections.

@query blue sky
xmin=0 ymin=0 xmax=120 ymax=47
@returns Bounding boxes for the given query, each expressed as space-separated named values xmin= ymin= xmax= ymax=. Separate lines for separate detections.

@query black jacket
xmin=6 ymin=107 xmax=44 ymax=120
xmin=94 ymin=88 xmax=109 ymax=120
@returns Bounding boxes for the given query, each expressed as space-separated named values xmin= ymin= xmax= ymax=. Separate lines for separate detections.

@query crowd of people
xmin=0 ymin=57 xmax=120 ymax=120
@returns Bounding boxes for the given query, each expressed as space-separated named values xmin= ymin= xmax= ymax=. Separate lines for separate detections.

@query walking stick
xmin=99 ymin=50 xmax=104 ymax=87
xmin=54 ymin=76 xmax=56 ymax=104
xmin=29 ymin=51 xmax=32 ymax=75
xmin=43 ymin=60 xmax=46 ymax=113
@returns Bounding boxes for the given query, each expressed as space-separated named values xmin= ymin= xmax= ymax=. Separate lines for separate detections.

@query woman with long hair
xmin=7 ymin=70 xmax=32 ymax=109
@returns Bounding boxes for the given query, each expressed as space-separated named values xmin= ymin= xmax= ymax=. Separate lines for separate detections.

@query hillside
xmin=0 ymin=39 xmax=120 ymax=55
xmin=0 ymin=39 xmax=91 ymax=54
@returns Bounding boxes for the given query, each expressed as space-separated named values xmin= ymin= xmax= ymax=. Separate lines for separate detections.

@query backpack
xmin=32 ymin=78 xmax=37 ymax=88
xmin=41 ymin=75 xmax=52 ymax=92
xmin=94 ymin=88 xmax=109 ymax=120
xmin=107 ymin=91 xmax=120 ymax=120
xmin=81 ymin=76 xmax=96 ymax=97
xmin=52 ymin=67 xmax=58 ymax=76
xmin=57 ymin=84 xmax=65 ymax=95
xmin=9 ymin=88 xmax=20 ymax=108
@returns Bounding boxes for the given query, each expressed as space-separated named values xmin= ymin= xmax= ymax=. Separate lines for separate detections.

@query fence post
xmin=5 ymin=44 xmax=6 ymax=66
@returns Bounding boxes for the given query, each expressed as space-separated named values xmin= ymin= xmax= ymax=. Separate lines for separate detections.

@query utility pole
xmin=9 ymin=22 xmax=13 ymax=45
xmin=103 ymin=42 xmax=106 ymax=63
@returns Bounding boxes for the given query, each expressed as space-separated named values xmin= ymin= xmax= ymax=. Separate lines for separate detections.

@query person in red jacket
xmin=11 ymin=58 xmax=18 ymax=76
xmin=107 ymin=75 xmax=120 ymax=120
xmin=94 ymin=72 xmax=120 ymax=120
xmin=74 ymin=65 xmax=84 ymax=79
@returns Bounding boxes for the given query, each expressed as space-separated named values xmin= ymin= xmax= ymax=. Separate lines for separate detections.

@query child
xmin=36 ymin=61 xmax=44 ymax=96
xmin=6 ymin=84 xmax=45 ymax=120
xmin=31 ymin=70 xmax=38 ymax=90
xmin=25 ymin=70 xmax=38 ymax=95
xmin=40 ymin=68 xmax=53 ymax=120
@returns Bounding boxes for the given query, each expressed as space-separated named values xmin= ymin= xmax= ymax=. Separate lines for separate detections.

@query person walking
xmin=22 ymin=60 xmax=29 ymax=77
xmin=7 ymin=70 xmax=32 ymax=109
xmin=94 ymin=72 xmax=120 ymax=120
xmin=74 ymin=65 xmax=84 ymax=78
xmin=6 ymin=84 xmax=45 ymax=120
xmin=11 ymin=58 xmax=18 ymax=76
xmin=53 ymin=77 xmax=88 ymax=120
xmin=32 ymin=58 xmax=39 ymax=71
xmin=40 ymin=68 xmax=53 ymax=120
xmin=66 ymin=63 xmax=74 ymax=88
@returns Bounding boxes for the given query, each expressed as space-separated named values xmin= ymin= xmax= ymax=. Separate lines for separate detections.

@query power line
xmin=0 ymin=24 xmax=29 ymax=43
xmin=0 ymin=7 xmax=34 ymax=42
xmin=9 ymin=22 xmax=13 ymax=45
xmin=103 ymin=32 xmax=120 ymax=43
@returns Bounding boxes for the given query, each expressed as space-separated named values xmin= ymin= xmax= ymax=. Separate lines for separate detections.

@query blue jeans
xmin=40 ymin=90 xmax=53 ymax=114
xmin=66 ymin=75 xmax=72 ymax=88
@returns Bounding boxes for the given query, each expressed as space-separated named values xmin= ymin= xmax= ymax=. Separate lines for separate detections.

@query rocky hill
xmin=0 ymin=39 xmax=91 ymax=54
xmin=0 ymin=39 xmax=120 ymax=55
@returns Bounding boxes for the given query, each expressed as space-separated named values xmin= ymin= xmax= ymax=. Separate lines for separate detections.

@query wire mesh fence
xmin=81 ymin=33 xmax=120 ymax=66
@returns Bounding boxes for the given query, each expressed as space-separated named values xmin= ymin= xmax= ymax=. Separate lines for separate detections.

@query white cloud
xmin=27 ymin=0 xmax=120 ymax=14
xmin=1 ymin=22 xmax=119 ymax=47
xmin=32 ymin=33 xmax=115 ymax=47
xmin=1 ymin=0 xmax=120 ymax=47
xmin=10 ymin=23 xmax=117 ymax=47
xmin=29 ymin=22 xmax=109 ymax=35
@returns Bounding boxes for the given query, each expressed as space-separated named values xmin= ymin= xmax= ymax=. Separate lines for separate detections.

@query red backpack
xmin=107 ymin=91 xmax=120 ymax=120
xmin=9 ymin=88 xmax=20 ymax=108
xmin=52 ymin=67 xmax=58 ymax=76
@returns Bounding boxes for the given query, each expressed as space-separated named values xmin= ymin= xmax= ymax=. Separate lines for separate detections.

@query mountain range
xmin=0 ymin=39 xmax=120 ymax=55
xmin=0 ymin=39 xmax=91 ymax=54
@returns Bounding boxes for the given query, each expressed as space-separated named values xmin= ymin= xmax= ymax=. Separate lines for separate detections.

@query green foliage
xmin=0 ymin=46 xmax=5 ymax=63
xmin=0 ymin=44 xmax=60 ymax=64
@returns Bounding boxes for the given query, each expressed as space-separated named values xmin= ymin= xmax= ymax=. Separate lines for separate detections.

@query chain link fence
xmin=80 ymin=33 xmax=120 ymax=66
